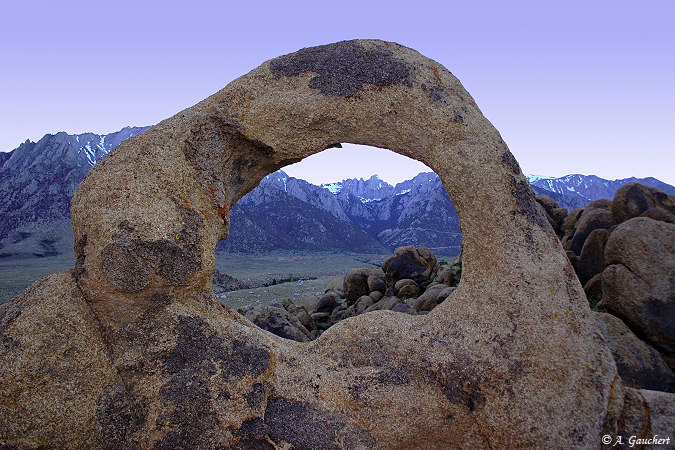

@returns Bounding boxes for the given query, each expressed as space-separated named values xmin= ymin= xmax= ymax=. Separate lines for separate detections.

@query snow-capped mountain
xmin=1 ymin=126 xmax=673 ymax=257
xmin=218 ymin=170 xmax=462 ymax=255
xmin=526 ymin=174 xmax=675 ymax=205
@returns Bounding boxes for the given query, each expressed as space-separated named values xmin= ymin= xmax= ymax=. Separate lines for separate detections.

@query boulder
xmin=382 ymin=245 xmax=439 ymax=286
xmin=415 ymin=285 xmax=456 ymax=312
xmin=398 ymin=284 xmax=421 ymax=299
xmin=293 ymin=308 xmax=317 ymax=331
xmin=344 ymin=267 xmax=384 ymax=305
xmin=577 ymin=228 xmax=608 ymax=285
xmin=549 ymin=207 xmax=569 ymax=231
xmin=601 ymin=217 xmax=675 ymax=368
xmin=315 ymin=293 xmax=336 ymax=313
xmin=353 ymin=295 xmax=374 ymax=315
xmin=435 ymin=265 xmax=455 ymax=286
xmin=564 ymin=199 xmax=613 ymax=255
xmin=639 ymin=206 xmax=675 ymax=224
xmin=364 ymin=296 xmax=402 ymax=313
xmin=310 ymin=312 xmax=330 ymax=322
xmin=367 ymin=274 xmax=386 ymax=293
xmin=565 ymin=251 xmax=579 ymax=274
xmin=535 ymin=194 xmax=558 ymax=214
xmin=324 ymin=275 xmax=346 ymax=295
xmin=244 ymin=305 xmax=311 ymax=342
xmin=611 ymin=182 xmax=675 ymax=225
xmin=583 ymin=273 xmax=603 ymax=307
xmin=560 ymin=207 xmax=583 ymax=239
xmin=614 ymin=388 xmax=675 ymax=447
xmin=282 ymin=298 xmax=299 ymax=314
xmin=391 ymin=304 xmax=417 ymax=315
xmin=595 ymin=312 xmax=675 ymax=392
xmin=301 ymin=295 xmax=321 ymax=314
xmin=394 ymin=278 xmax=417 ymax=291
xmin=329 ymin=305 xmax=347 ymax=323
xmin=369 ymin=290 xmax=383 ymax=302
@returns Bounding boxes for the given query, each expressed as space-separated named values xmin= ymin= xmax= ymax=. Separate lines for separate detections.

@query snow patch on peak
xmin=525 ymin=174 xmax=554 ymax=183
xmin=321 ymin=182 xmax=342 ymax=194
xmin=82 ymin=143 xmax=95 ymax=166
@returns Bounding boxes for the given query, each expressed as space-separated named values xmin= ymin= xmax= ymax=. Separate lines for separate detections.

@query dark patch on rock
xmin=74 ymin=233 xmax=87 ymax=282
xmin=230 ymin=419 xmax=276 ymax=450
xmin=101 ymin=239 xmax=155 ymax=292
xmin=424 ymin=365 xmax=486 ymax=412
xmin=225 ymin=339 xmax=271 ymax=379
xmin=233 ymin=417 xmax=269 ymax=439
xmin=0 ymin=300 xmax=22 ymax=333
xmin=95 ymin=382 xmax=145 ymax=450
xmin=264 ymin=396 xmax=374 ymax=449
xmin=0 ymin=335 xmax=18 ymax=351
xmin=348 ymin=383 xmax=368 ymax=403
xmin=177 ymin=204 xmax=204 ymax=247
xmin=101 ymin=237 xmax=202 ymax=291
xmin=269 ymin=40 xmax=412 ymax=96
xmin=245 ymin=382 xmax=269 ymax=408
xmin=161 ymin=315 xmax=269 ymax=380
xmin=420 ymin=83 xmax=465 ymax=122
xmin=162 ymin=315 xmax=225 ymax=375
xmin=376 ymin=367 xmax=411 ymax=385
xmin=502 ymin=151 xmax=521 ymax=175
xmin=118 ymin=220 xmax=135 ymax=232
xmin=421 ymin=82 xmax=446 ymax=103
xmin=155 ymin=369 xmax=218 ymax=449
xmin=149 ymin=240 xmax=202 ymax=286
xmin=154 ymin=315 xmax=274 ymax=448
xmin=509 ymin=177 xmax=550 ymax=229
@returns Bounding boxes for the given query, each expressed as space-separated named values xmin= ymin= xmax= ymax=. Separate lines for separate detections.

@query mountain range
xmin=1 ymin=127 xmax=673 ymax=258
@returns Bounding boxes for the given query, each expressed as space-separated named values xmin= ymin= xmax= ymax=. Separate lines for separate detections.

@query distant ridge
xmin=1 ymin=127 xmax=673 ymax=257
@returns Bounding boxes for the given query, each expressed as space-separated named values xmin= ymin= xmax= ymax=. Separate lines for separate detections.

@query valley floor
xmin=1 ymin=250 xmax=461 ymax=307
xmin=0 ymin=253 xmax=74 ymax=304
xmin=0 ymin=250 xmax=459 ymax=307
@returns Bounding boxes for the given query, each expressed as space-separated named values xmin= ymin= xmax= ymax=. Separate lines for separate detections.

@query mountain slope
xmin=218 ymin=180 xmax=388 ymax=253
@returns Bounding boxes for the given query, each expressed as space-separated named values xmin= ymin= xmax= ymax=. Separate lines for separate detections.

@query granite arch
xmin=1 ymin=40 xmax=635 ymax=448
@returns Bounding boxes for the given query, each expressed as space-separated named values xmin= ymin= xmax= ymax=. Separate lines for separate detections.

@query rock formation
xmin=1 ymin=40 xmax=671 ymax=448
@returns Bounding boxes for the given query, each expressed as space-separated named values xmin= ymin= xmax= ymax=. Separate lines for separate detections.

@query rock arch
xmin=2 ymin=40 xmax=624 ymax=448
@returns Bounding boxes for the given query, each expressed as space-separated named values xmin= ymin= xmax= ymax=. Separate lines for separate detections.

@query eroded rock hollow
xmin=2 ymin=40 xmax=671 ymax=448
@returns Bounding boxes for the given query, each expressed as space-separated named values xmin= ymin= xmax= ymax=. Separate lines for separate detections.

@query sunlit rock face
xmin=4 ymin=39 xmax=667 ymax=448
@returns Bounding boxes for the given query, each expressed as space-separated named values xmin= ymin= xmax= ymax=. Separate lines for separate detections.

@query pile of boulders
xmin=239 ymin=245 xmax=461 ymax=342
xmin=536 ymin=183 xmax=675 ymax=393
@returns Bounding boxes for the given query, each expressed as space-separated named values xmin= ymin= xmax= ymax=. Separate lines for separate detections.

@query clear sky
xmin=1 ymin=0 xmax=673 ymax=185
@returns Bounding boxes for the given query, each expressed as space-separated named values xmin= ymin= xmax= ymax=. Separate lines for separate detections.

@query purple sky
xmin=1 ymin=0 xmax=673 ymax=185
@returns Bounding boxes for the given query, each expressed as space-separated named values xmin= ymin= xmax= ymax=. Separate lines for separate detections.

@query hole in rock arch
xmin=214 ymin=144 xmax=463 ymax=342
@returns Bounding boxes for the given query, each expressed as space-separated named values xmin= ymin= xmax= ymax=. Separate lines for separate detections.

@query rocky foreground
xmin=246 ymin=182 xmax=675 ymax=395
